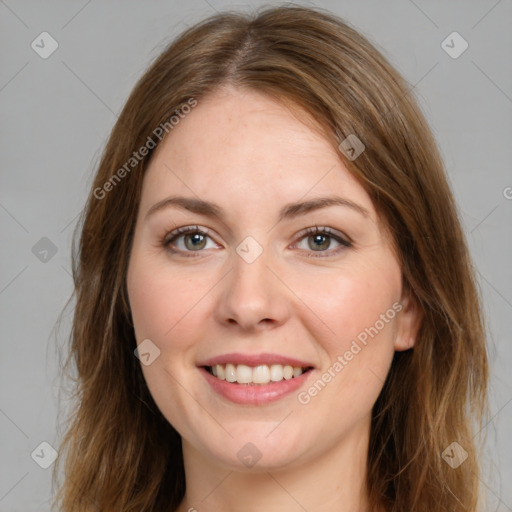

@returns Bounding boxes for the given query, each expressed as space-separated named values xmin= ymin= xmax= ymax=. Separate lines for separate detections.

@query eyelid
xmin=162 ymin=225 xmax=220 ymax=251
xmin=293 ymin=225 xmax=351 ymax=245
xmin=163 ymin=225 xmax=213 ymax=244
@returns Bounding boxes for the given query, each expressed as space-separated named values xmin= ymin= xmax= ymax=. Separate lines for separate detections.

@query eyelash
xmin=162 ymin=225 xmax=352 ymax=258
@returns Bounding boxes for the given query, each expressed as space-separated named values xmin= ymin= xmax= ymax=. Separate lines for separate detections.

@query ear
xmin=394 ymin=287 xmax=423 ymax=351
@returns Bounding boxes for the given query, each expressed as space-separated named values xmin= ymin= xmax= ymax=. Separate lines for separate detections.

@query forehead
xmin=141 ymin=87 xmax=376 ymax=221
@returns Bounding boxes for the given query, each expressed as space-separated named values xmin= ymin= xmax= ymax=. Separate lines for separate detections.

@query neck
xmin=175 ymin=415 xmax=372 ymax=512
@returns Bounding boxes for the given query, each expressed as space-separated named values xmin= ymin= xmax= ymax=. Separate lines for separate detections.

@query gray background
xmin=1 ymin=0 xmax=511 ymax=510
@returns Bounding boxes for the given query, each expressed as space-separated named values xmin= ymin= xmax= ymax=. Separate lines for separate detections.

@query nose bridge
xmin=215 ymin=235 xmax=288 ymax=329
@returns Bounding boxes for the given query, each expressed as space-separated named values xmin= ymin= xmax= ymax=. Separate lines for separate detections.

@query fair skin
xmin=127 ymin=86 xmax=422 ymax=512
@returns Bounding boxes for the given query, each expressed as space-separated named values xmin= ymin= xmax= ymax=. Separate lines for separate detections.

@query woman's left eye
xmin=293 ymin=226 xmax=351 ymax=257
xmin=163 ymin=225 xmax=351 ymax=257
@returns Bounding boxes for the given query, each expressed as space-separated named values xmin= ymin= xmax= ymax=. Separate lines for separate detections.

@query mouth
xmin=197 ymin=353 xmax=316 ymax=404
xmin=202 ymin=363 xmax=314 ymax=385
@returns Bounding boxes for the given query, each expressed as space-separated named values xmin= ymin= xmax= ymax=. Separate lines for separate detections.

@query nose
xmin=214 ymin=244 xmax=291 ymax=332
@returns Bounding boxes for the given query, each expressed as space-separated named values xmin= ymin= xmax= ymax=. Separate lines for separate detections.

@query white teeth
xmin=225 ymin=363 xmax=237 ymax=383
xmin=253 ymin=365 xmax=270 ymax=384
xmin=270 ymin=364 xmax=283 ymax=382
xmin=210 ymin=363 xmax=308 ymax=384
xmin=236 ymin=364 xmax=253 ymax=384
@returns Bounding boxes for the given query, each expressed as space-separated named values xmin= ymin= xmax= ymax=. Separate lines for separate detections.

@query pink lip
xmin=199 ymin=367 xmax=314 ymax=405
xmin=197 ymin=352 xmax=314 ymax=368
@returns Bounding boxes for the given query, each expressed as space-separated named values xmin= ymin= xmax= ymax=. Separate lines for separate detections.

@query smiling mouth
xmin=203 ymin=363 xmax=314 ymax=385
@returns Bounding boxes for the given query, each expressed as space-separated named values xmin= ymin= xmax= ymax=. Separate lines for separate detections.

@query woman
xmin=53 ymin=5 xmax=489 ymax=511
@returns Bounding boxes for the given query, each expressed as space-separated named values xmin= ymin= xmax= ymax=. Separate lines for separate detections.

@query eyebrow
xmin=145 ymin=195 xmax=370 ymax=222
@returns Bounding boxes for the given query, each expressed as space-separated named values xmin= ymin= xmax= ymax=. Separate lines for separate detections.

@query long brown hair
xmin=52 ymin=5 xmax=489 ymax=511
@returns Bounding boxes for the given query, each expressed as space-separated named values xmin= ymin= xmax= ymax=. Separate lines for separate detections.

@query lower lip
xmin=199 ymin=367 xmax=313 ymax=405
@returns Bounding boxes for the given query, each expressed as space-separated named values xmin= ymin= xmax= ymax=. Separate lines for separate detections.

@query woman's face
xmin=127 ymin=86 xmax=420 ymax=471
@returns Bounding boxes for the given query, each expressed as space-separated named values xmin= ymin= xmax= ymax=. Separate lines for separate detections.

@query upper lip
xmin=198 ymin=352 xmax=315 ymax=368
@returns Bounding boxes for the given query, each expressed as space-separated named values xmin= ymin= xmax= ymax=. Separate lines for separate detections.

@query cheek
xmin=292 ymin=290 xmax=396 ymax=429
xmin=297 ymin=257 xmax=400 ymax=347
xmin=127 ymin=253 xmax=198 ymax=345
xmin=292 ymin=255 xmax=400 ymax=406
xmin=127 ymin=255 xmax=206 ymax=420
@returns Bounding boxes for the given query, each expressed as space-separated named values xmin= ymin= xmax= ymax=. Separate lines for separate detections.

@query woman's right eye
xmin=163 ymin=225 xmax=218 ymax=256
